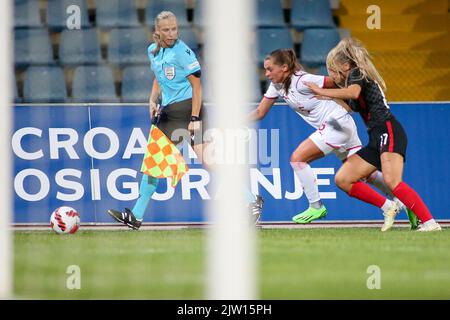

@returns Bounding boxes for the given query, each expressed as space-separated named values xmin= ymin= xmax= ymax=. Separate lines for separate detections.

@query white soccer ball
xmin=50 ymin=206 xmax=80 ymax=234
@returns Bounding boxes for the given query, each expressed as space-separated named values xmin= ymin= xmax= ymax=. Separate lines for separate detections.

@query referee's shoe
xmin=107 ymin=208 xmax=142 ymax=230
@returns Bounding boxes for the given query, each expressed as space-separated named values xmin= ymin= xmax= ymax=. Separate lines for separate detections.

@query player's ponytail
xmin=266 ymin=49 xmax=303 ymax=93
xmin=332 ymin=38 xmax=386 ymax=92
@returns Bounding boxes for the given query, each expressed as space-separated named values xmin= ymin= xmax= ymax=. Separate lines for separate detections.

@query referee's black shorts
xmin=156 ymin=98 xmax=209 ymax=146
xmin=356 ymin=116 xmax=407 ymax=171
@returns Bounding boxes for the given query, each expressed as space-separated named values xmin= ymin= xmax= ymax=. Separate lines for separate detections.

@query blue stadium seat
xmin=14 ymin=75 xmax=21 ymax=103
xmin=47 ymin=0 xmax=90 ymax=31
xmin=96 ymin=0 xmax=140 ymax=28
xmin=14 ymin=28 xmax=53 ymax=68
xmin=108 ymin=28 xmax=149 ymax=66
xmin=291 ymin=0 xmax=335 ymax=31
xmin=300 ymin=28 xmax=340 ymax=67
xmin=14 ymin=0 xmax=42 ymax=28
xmin=23 ymin=66 xmax=68 ymax=102
xmin=257 ymin=28 xmax=293 ymax=64
xmin=72 ymin=66 xmax=119 ymax=102
xmin=192 ymin=0 xmax=206 ymax=28
xmin=59 ymin=28 xmax=101 ymax=65
xmin=121 ymin=66 xmax=154 ymax=103
xmin=146 ymin=0 xmax=189 ymax=27
xmin=257 ymin=0 xmax=285 ymax=27
xmin=179 ymin=27 xmax=199 ymax=51
xmin=317 ymin=64 xmax=328 ymax=76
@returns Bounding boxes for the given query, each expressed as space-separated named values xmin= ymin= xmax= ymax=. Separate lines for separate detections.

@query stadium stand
xmin=14 ymin=28 xmax=53 ymax=68
xmin=121 ymin=65 xmax=154 ymax=103
xmin=96 ymin=0 xmax=140 ymax=29
xmin=291 ymin=0 xmax=335 ymax=30
xmin=46 ymin=0 xmax=90 ymax=31
xmin=72 ymin=66 xmax=119 ymax=102
xmin=300 ymin=28 xmax=340 ymax=67
xmin=108 ymin=27 xmax=149 ymax=66
xmin=146 ymin=0 xmax=189 ymax=27
xmin=14 ymin=0 xmax=450 ymax=102
xmin=257 ymin=0 xmax=286 ymax=28
xmin=14 ymin=0 xmax=42 ymax=28
xmin=257 ymin=28 xmax=294 ymax=65
xmin=23 ymin=66 xmax=67 ymax=102
xmin=337 ymin=0 xmax=450 ymax=101
xmin=59 ymin=28 xmax=102 ymax=66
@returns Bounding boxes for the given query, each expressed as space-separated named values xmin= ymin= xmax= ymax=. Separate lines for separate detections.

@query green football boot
xmin=292 ymin=206 xmax=327 ymax=224
xmin=406 ymin=208 xmax=420 ymax=230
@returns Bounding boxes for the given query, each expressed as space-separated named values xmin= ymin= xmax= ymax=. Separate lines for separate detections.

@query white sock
xmin=381 ymin=199 xmax=394 ymax=212
xmin=423 ymin=219 xmax=436 ymax=227
xmin=368 ymin=171 xmax=392 ymax=197
xmin=291 ymin=162 xmax=321 ymax=204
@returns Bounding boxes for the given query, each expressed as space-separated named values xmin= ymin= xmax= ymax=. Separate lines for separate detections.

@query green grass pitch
xmin=14 ymin=227 xmax=450 ymax=299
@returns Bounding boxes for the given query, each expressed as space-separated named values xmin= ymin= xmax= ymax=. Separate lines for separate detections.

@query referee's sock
xmin=132 ymin=174 xmax=159 ymax=221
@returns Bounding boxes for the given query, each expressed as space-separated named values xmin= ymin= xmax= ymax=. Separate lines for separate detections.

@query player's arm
xmin=306 ymin=82 xmax=361 ymax=100
xmin=187 ymin=72 xmax=202 ymax=118
xmin=149 ymin=79 xmax=160 ymax=119
xmin=248 ymin=97 xmax=276 ymax=121
xmin=323 ymin=76 xmax=337 ymax=88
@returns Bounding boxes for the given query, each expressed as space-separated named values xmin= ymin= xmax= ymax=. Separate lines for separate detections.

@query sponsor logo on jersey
xmin=188 ymin=61 xmax=200 ymax=70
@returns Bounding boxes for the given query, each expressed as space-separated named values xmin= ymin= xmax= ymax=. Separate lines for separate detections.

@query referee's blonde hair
xmin=328 ymin=38 xmax=387 ymax=92
xmin=152 ymin=11 xmax=178 ymax=55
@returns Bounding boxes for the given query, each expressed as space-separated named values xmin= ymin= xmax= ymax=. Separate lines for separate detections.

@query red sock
xmin=349 ymin=181 xmax=386 ymax=208
xmin=392 ymin=182 xmax=432 ymax=223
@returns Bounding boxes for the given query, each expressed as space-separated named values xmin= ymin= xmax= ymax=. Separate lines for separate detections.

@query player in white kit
xmin=250 ymin=48 xmax=400 ymax=224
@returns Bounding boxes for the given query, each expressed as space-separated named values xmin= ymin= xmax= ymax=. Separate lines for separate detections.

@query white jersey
xmin=264 ymin=71 xmax=348 ymax=129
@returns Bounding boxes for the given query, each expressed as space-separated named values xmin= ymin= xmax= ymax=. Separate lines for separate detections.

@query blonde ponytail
xmin=332 ymin=38 xmax=386 ymax=92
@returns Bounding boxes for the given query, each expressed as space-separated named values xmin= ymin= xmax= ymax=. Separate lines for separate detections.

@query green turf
xmin=14 ymin=227 xmax=450 ymax=299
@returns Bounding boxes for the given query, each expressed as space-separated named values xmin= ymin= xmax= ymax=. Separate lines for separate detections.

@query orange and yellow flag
xmin=140 ymin=125 xmax=189 ymax=188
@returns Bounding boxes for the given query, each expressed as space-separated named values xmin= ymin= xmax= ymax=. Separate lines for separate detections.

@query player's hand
xmin=150 ymin=101 xmax=158 ymax=120
xmin=304 ymin=81 xmax=322 ymax=94
xmin=188 ymin=121 xmax=201 ymax=135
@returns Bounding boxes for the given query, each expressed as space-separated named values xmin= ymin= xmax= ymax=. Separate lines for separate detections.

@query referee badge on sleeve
xmin=164 ymin=66 xmax=175 ymax=80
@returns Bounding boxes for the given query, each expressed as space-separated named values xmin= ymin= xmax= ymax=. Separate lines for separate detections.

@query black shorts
xmin=356 ymin=116 xmax=407 ymax=171
xmin=156 ymin=98 xmax=208 ymax=146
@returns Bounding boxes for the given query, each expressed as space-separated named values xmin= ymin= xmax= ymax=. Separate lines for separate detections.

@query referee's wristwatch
xmin=190 ymin=116 xmax=201 ymax=122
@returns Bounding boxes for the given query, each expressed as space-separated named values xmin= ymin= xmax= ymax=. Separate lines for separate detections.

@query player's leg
xmin=290 ymin=137 xmax=327 ymax=224
xmin=335 ymin=153 xmax=400 ymax=231
xmin=366 ymin=170 xmax=419 ymax=229
xmin=380 ymin=152 xmax=441 ymax=231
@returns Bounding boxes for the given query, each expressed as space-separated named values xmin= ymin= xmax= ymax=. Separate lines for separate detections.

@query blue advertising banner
xmin=13 ymin=103 xmax=450 ymax=223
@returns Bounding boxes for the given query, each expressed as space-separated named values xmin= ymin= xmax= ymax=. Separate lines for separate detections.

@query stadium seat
xmin=291 ymin=0 xmax=335 ymax=31
xmin=96 ymin=0 xmax=140 ymax=29
xmin=108 ymin=28 xmax=149 ymax=66
xmin=47 ymin=0 xmax=90 ymax=31
xmin=300 ymin=28 xmax=340 ymax=67
xmin=13 ymin=75 xmax=21 ymax=103
xmin=179 ymin=27 xmax=199 ymax=52
xmin=192 ymin=0 xmax=206 ymax=28
xmin=14 ymin=0 xmax=42 ymax=28
xmin=59 ymin=28 xmax=102 ymax=65
xmin=23 ymin=66 xmax=68 ymax=103
xmin=72 ymin=66 xmax=119 ymax=103
xmin=257 ymin=28 xmax=294 ymax=64
xmin=317 ymin=64 xmax=328 ymax=76
xmin=121 ymin=65 xmax=154 ymax=103
xmin=257 ymin=0 xmax=285 ymax=27
xmin=14 ymin=28 xmax=53 ymax=68
xmin=146 ymin=0 xmax=189 ymax=27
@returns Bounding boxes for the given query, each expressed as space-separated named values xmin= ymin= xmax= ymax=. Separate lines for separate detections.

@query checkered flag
xmin=140 ymin=125 xmax=189 ymax=188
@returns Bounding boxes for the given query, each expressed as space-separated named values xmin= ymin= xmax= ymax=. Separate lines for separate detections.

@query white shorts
xmin=309 ymin=113 xmax=362 ymax=161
